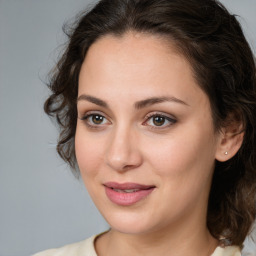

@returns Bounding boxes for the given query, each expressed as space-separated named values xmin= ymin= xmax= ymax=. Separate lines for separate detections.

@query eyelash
xmin=79 ymin=112 xmax=177 ymax=130
xmin=143 ymin=112 xmax=177 ymax=130
xmin=79 ymin=111 xmax=110 ymax=129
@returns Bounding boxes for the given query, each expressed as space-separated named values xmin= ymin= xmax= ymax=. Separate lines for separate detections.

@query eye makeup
xmin=78 ymin=109 xmax=177 ymax=131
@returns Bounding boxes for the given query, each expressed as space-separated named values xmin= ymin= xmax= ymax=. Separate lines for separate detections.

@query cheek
xmin=143 ymin=124 xmax=217 ymax=180
xmin=143 ymin=127 xmax=217 ymax=213
xmin=144 ymin=139 xmax=194 ymax=180
xmin=75 ymin=128 xmax=104 ymax=177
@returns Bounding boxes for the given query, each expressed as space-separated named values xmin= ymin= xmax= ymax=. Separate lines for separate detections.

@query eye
xmin=89 ymin=114 xmax=105 ymax=125
xmin=79 ymin=112 xmax=111 ymax=128
xmin=151 ymin=116 xmax=167 ymax=126
xmin=143 ymin=113 xmax=176 ymax=129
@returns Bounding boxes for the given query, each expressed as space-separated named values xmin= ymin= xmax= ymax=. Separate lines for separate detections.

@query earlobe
xmin=215 ymin=122 xmax=244 ymax=162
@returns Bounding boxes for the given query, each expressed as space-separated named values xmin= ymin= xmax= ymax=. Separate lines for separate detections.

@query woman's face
xmin=75 ymin=33 xmax=222 ymax=235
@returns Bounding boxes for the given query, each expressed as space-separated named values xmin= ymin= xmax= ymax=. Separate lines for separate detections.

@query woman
xmin=34 ymin=0 xmax=256 ymax=255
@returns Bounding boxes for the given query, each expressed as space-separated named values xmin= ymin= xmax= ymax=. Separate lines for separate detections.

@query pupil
xmin=153 ymin=116 xmax=165 ymax=126
xmin=93 ymin=115 xmax=103 ymax=124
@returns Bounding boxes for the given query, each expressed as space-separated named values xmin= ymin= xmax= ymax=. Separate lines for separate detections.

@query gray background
xmin=0 ymin=0 xmax=255 ymax=255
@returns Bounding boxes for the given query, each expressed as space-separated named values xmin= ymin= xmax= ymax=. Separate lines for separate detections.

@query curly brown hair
xmin=45 ymin=0 xmax=256 ymax=247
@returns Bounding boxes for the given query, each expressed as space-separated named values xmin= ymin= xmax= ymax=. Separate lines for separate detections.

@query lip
xmin=104 ymin=182 xmax=156 ymax=206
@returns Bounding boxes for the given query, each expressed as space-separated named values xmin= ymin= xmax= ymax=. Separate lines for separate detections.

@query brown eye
xmin=152 ymin=116 xmax=166 ymax=126
xmin=80 ymin=113 xmax=110 ymax=127
xmin=92 ymin=115 xmax=104 ymax=124
xmin=143 ymin=113 xmax=177 ymax=129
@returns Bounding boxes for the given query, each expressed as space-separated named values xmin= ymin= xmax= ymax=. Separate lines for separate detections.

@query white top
xmin=33 ymin=234 xmax=241 ymax=256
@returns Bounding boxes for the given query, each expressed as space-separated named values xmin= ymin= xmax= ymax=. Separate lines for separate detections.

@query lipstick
xmin=104 ymin=182 xmax=155 ymax=206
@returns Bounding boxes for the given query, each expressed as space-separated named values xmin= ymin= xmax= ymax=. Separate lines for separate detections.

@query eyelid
xmin=78 ymin=110 xmax=109 ymax=120
xmin=144 ymin=111 xmax=176 ymax=120
xmin=143 ymin=111 xmax=177 ymax=129
xmin=78 ymin=110 xmax=111 ymax=129
xmin=78 ymin=110 xmax=176 ymax=130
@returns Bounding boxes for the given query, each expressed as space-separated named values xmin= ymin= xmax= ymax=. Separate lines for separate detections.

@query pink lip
xmin=104 ymin=182 xmax=155 ymax=206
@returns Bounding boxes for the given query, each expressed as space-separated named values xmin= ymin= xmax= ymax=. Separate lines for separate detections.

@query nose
xmin=105 ymin=125 xmax=143 ymax=172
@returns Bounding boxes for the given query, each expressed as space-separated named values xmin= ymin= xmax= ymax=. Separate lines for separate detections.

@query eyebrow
xmin=77 ymin=94 xmax=189 ymax=109
xmin=77 ymin=94 xmax=109 ymax=108
xmin=134 ymin=96 xmax=189 ymax=109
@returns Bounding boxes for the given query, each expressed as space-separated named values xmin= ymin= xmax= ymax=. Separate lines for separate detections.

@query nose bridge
xmin=106 ymin=122 xmax=142 ymax=171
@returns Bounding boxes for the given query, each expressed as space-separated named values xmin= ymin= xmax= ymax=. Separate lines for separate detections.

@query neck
xmin=95 ymin=222 xmax=218 ymax=256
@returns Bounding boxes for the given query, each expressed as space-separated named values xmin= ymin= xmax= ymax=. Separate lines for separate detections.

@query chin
xmin=101 ymin=210 xmax=158 ymax=235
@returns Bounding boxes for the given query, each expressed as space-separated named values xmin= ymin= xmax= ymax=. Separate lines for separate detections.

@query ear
xmin=215 ymin=117 xmax=244 ymax=162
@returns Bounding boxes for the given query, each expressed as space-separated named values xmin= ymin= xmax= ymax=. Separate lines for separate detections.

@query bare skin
xmin=75 ymin=32 xmax=242 ymax=256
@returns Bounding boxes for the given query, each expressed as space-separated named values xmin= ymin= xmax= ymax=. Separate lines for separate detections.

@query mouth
xmin=103 ymin=182 xmax=156 ymax=206
xmin=111 ymin=188 xmax=140 ymax=193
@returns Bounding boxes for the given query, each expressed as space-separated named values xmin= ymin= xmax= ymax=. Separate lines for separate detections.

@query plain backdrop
xmin=0 ymin=1 xmax=255 ymax=255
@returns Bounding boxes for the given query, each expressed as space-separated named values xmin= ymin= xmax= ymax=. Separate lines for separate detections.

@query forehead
xmin=78 ymin=32 xmax=207 ymax=109
xmin=84 ymin=32 xmax=186 ymax=73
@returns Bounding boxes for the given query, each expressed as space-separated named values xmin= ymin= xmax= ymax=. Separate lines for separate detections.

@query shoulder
xmin=211 ymin=245 xmax=241 ymax=256
xmin=32 ymin=235 xmax=97 ymax=256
